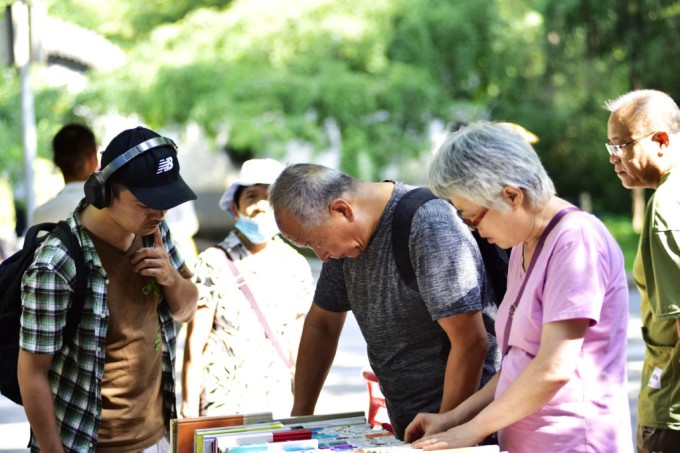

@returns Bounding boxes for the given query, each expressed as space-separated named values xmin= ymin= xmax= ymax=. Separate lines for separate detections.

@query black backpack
xmin=392 ymin=187 xmax=509 ymax=304
xmin=0 ymin=221 xmax=87 ymax=405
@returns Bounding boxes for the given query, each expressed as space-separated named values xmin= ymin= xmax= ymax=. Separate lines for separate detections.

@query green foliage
xmin=0 ymin=65 xmax=92 ymax=185
xmin=76 ymin=0 xmax=463 ymax=177
xmin=534 ymin=0 xmax=680 ymax=212
xmin=0 ymin=68 xmax=23 ymax=181
xmin=44 ymin=0 xmax=235 ymax=48
xmin=0 ymin=0 xmax=677 ymax=221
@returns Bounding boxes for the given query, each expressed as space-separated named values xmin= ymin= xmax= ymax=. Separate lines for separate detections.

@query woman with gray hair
xmin=405 ymin=122 xmax=633 ymax=452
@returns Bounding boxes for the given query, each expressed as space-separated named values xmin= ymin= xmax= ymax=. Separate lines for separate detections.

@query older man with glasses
xmin=604 ymin=89 xmax=680 ymax=453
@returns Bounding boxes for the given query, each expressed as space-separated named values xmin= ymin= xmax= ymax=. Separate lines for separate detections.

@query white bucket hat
xmin=219 ymin=158 xmax=285 ymax=216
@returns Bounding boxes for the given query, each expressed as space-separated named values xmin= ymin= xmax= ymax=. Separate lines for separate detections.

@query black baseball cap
xmin=101 ymin=126 xmax=197 ymax=210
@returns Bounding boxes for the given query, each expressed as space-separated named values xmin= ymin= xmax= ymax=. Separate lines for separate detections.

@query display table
xmin=170 ymin=411 xmax=503 ymax=453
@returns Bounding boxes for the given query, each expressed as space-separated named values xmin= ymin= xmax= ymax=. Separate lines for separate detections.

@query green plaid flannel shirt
xmin=20 ymin=202 xmax=181 ymax=451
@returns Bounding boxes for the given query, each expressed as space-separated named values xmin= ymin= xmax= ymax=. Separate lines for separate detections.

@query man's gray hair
xmin=269 ymin=163 xmax=357 ymax=226
xmin=604 ymin=89 xmax=680 ymax=134
xmin=428 ymin=121 xmax=555 ymax=212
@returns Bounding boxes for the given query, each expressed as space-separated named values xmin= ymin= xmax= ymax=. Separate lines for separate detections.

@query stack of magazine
xmin=170 ymin=411 xmax=501 ymax=453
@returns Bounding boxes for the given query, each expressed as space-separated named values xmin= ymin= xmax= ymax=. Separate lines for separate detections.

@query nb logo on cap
xmin=157 ymin=157 xmax=174 ymax=174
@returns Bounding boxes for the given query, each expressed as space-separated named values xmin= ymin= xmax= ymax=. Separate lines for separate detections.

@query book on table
xmin=171 ymin=411 xmax=502 ymax=453
xmin=170 ymin=411 xmax=274 ymax=453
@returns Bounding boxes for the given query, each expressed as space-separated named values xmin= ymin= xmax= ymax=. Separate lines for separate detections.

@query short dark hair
xmin=108 ymin=180 xmax=127 ymax=203
xmin=52 ymin=123 xmax=97 ymax=178
xmin=232 ymin=185 xmax=246 ymax=210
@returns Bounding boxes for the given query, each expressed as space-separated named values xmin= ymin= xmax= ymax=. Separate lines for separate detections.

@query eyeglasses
xmin=457 ymin=208 xmax=489 ymax=231
xmin=605 ymin=131 xmax=656 ymax=157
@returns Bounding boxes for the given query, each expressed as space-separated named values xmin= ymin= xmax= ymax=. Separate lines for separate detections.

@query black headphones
xmin=84 ymin=136 xmax=177 ymax=209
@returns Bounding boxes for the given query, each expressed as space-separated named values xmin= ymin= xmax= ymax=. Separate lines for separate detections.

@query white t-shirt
xmin=29 ymin=182 xmax=85 ymax=227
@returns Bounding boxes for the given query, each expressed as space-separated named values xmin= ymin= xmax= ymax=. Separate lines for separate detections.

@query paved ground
xmin=0 ymin=268 xmax=643 ymax=452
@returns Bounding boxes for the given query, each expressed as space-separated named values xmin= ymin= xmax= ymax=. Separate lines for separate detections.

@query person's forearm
xmin=291 ymin=327 xmax=339 ymax=415
xmin=466 ymin=319 xmax=590 ymax=437
xmin=470 ymin=353 xmax=574 ymax=437
xmin=25 ymin=398 xmax=64 ymax=451
xmin=440 ymin=340 xmax=487 ymax=413
xmin=181 ymin=357 xmax=202 ymax=417
xmin=164 ymin=275 xmax=198 ymax=322
xmin=291 ymin=350 xmax=336 ymax=414
xmin=440 ymin=373 xmax=499 ymax=429
xmin=181 ymin=309 xmax=213 ymax=417
xmin=20 ymin=373 xmax=64 ymax=451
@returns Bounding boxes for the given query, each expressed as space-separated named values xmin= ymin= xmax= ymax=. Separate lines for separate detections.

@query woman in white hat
xmin=181 ymin=158 xmax=314 ymax=418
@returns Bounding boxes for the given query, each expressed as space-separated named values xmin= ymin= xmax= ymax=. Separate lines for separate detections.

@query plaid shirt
xmin=20 ymin=201 xmax=182 ymax=452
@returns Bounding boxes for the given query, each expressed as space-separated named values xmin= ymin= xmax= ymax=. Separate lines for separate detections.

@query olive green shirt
xmin=633 ymin=169 xmax=680 ymax=429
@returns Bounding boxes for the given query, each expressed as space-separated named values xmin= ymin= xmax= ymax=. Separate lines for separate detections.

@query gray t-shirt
xmin=314 ymin=182 xmax=499 ymax=438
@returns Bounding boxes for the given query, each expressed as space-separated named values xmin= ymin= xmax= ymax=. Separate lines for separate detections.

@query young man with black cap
xmin=18 ymin=126 xmax=199 ymax=452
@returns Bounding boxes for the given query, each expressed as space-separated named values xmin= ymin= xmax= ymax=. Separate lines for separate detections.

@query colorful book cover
xmin=194 ymin=422 xmax=288 ymax=453
xmin=170 ymin=411 xmax=273 ymax=453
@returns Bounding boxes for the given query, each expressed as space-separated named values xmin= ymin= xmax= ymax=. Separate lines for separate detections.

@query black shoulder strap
xmin=392 ymin=187 xmax=437 ymax=292
xmin=472 ymin=228 xmax=509 ymax=304
xmin=50 ymin=221 xmax=87 ymax=343
xmin=213 ymin=243 xmax=232 ymax=263
xmin=392 ymin=187 xmax=510 ymax=303
xmin=214 ymin=240 xmax=248 ymax=262
xmin=23 ymin=222 xmax=58 ymax=248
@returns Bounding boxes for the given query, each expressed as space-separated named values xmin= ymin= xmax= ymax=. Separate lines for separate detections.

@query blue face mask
xmin=234 ymin=211 xmax=279 ymax=244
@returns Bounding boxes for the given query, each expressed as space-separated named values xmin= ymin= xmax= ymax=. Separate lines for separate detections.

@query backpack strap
xmin=23 ymin=222 xmax=58 ymax=249
xmin=50 ymin=221 xmax=87 ymax=344
xmin=473 ymin=229 xmax=510 ymax=304
xmin=392 ymin=187 xmax=438 ymax=292
xmin=392 ymin=187 xmax=510 ymax=303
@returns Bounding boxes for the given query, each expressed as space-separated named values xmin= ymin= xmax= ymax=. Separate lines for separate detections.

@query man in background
xmin=29 ymin=123 xmax=99 ymax=227
xmin=604 ymin=89 xmax=680 ymax=452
